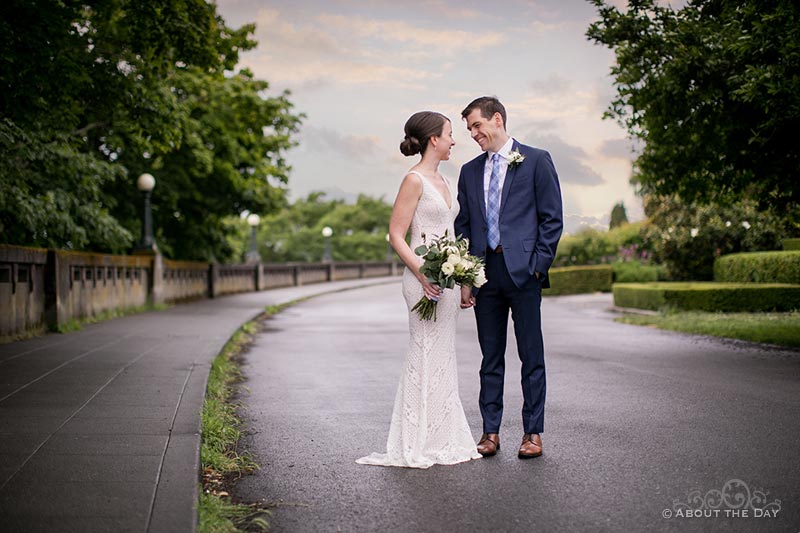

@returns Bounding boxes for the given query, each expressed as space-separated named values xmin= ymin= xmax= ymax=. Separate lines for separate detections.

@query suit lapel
xmin=499 ymin=139 xmax=519 ymax=218
xmin=474 ymin=153 xmax=488 ymax=222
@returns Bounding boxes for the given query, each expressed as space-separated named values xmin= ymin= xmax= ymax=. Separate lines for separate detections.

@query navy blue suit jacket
xmin=454 ymin=140 xmax=563 ymax=289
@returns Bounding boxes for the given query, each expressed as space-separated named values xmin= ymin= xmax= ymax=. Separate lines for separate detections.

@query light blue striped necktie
xmin=486 ymin=153 xmax=501 ymax=250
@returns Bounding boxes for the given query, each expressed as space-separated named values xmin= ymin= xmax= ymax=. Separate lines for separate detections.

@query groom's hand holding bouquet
xmin=412 ymin=231 xmax=487 ymax=321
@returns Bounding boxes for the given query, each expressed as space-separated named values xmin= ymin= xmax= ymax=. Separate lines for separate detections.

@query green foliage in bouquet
xmin=411 ymin=232 xmax=486 ymax=321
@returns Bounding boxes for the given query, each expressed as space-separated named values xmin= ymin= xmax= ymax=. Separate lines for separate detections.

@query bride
xmin=356 ymin=111 xmax=481 ymax=468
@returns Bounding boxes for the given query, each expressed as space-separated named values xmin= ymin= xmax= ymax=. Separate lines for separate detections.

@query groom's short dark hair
xmin=461 ymin=96 xmax=507 ymax=130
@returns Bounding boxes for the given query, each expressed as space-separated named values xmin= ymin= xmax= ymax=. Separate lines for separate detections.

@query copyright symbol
xmin=662 ymin=509 xmax=673 ymax=519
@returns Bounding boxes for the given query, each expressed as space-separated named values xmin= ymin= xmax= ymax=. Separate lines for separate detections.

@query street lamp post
xmin=246 ymin=213 xmax=261 ymax=263
xmin=322 ymin=226 xmax=333 ymax=262
xmin=134 ymin=173 xmax=158 ymax=254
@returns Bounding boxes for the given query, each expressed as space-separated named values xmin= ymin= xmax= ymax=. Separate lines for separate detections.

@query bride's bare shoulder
xmin=400 ymin=170 xmax=423 ymax=189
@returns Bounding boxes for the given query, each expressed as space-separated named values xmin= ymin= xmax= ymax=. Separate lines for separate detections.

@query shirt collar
xmin=489 ymin=137 xmax=515 ymax=161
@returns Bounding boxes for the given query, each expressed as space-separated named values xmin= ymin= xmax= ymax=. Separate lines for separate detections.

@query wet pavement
xmin=235 ymin=282 xmax=800 ymax=532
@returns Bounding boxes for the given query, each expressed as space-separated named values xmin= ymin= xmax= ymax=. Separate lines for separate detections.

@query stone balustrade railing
xmin=0 ymin=244 xmax=400 ymax=339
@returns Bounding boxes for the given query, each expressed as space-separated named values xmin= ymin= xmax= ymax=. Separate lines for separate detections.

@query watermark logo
xmin=663 ymin=478 xmax=781 ymax=520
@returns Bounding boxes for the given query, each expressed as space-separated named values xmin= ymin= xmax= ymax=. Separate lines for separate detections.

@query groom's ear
xmin=492 ymin=112 xmax=505 ymax=129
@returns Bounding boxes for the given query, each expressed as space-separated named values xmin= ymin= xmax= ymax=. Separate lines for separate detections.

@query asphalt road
xmin=235 ymin=282 xmax=800 ymax=532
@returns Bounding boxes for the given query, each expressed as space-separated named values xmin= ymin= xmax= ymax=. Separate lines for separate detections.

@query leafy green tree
xmin=245 ymin=193 xmax=394 ymax=263
xmin=609 ymin=202 xmax=629 ymax=229
xmin=0 ymin=120 xmax=132 ymax=252
xmin=0 ymin=0 xmax=300 ymax=259
xmin=587 ymin=0 xmax=800 ymax=209
xmin=113 ymin=67 xmax=300 ymax=260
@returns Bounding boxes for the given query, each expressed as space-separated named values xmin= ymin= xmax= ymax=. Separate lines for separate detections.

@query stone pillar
xmin=209 ymin=263 xmax=219 ymax=298
xmin=255 ymin=263 xmax=264 ymax=291
xmin=43 ymin=250 xmax=60 ymax=331
xmin=150 ymin=253 xmax=164 ymax=305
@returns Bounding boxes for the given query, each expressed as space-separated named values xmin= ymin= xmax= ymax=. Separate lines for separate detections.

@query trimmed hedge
xmin=612 ymin=261 xmax=666 ymax=282
xmin=783 ymin=238 xmax=800 ymax=251
xmin=613 ymin=282 xmax=800 ymax=312
xmin=545 ymin=265 xmax=613 ymax=296
xmin=714 ymin=251 xmax=800 ymax=284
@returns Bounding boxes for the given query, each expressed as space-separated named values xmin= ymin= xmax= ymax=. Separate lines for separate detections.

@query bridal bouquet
xmin=412 ymin=231 xmax=487 ymax=321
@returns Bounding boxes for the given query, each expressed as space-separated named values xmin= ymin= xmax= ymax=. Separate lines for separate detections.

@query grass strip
xmin=55 ymin=303 xmax=170 ymax=333
xmin=616 ymin=311 xmax=800 ymax=348
xmin=198 ymin=284 xmax=392 ymax=531
xmin=198 ymin=298 xmax=313 ymax=532
xmin=0 ymin=303 xmax=170 ymax=344
xmin=199 ymin=320 xmax=270 ymax=532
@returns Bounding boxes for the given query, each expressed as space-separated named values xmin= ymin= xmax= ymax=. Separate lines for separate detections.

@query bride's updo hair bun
xmin=400 ymin=135 xmax=422 ymax=157
xmin=400 ymin=111 xmax=449 ymax=157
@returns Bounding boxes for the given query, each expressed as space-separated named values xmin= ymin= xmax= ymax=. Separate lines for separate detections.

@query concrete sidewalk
xmin=0 ymin=276 xmax=400 ymax=532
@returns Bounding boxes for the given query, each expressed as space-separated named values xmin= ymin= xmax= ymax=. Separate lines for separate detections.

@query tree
xmin=609 ymin=202 xmax=629 ymax=229
xmin=245 ymin=193 xmax=394 ymax=263
xmin=587 ymin=0 xmax=800 ymax=210
xmin=111 ymin=67 xmax=301 ymax=260
xmin=0 ymin=0 xmax=301 ymax=259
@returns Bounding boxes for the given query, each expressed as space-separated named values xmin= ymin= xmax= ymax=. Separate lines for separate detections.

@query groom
xmin=455 ymin=96 xmax=563 ymax=459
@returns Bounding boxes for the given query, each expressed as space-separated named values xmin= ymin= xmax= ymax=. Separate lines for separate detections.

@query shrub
xmin=783 ymin=238 xmax=800 ymax=251
xmin=545 ymin=265 xmax=613 ymax=295
xmin=555 ymin=221 xmax=649 ymax=267
xmin=612 ymin=260 xmax=666 ymax=283
xmin=640 ymin=195 xmax=793 ymax=281
xmin=613 ymin=282 xmax=800 ymax=312
xmin=714 ymin=251 xmax=800 ymax=284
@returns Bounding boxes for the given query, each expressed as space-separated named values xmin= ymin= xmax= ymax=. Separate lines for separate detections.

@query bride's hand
xmin=418 ymin=274 xmax=442 ymax=301
xmin=460 ymin=284 xmax=475 ymax=308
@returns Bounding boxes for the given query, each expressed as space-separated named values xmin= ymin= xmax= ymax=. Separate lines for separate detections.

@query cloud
xmin=243 ymin=9 xmax=469 ymax=88
xmin=598 ymin=137 xmax=642 ymax=160
xmin=523 ymin=133 xmax=605 ymax=186
xmin=530 ymin=73 xmax=572 ymax=96
xmin=300 ymin=125 xmax=381 ymax=159
xmin=316 ymin=13 xmax=505 ymax=54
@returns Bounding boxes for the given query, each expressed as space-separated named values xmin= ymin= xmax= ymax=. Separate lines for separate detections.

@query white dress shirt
xmin=483 ymin=137 xmax=515 ymax=212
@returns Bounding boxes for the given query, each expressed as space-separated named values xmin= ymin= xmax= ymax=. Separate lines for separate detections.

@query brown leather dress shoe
xmin=477 ymin=433 xmax=500 ymax=457
xmin=518 ymin=433 xmax=543 ymax=459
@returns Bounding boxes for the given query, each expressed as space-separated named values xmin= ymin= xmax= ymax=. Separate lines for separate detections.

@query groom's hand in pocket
xmin=460 ymin=285 xmax=476 ymax=309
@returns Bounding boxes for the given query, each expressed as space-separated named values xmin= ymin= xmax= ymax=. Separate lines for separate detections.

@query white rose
xmin=441 ymin=262 xmax=455 ymax=275
xmin=447 ymin=253 xmax=461 ymax=266
xmin=473 ymin=268 xmax=487 ymax=287
xmin=459 ymin=259 xmax=473 ymax=270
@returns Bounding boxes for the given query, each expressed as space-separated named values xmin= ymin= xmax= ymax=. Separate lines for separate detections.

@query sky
xmin=214 ymin=0 xmax=657 ymax=228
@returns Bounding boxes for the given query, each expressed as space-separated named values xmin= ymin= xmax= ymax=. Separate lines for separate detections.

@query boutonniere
xmin=507 ymin=150 xmax=525 ymax=167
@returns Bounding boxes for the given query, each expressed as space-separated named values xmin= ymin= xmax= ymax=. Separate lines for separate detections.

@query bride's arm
xmin=389 ymin=173 xmax=442 ymax=301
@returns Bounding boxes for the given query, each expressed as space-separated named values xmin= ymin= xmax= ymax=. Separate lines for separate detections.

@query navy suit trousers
xmin=474 ymin=251 xmax=546 ymax=435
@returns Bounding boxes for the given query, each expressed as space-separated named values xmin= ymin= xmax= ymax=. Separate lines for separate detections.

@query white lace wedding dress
xmin=356 ymin=171 xmax=481 ymax=468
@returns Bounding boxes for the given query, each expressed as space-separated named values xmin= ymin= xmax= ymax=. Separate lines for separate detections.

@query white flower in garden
xmin=742 ymin=221 xmax=751 ymax=230
xmin=447 ymin=253 xmax=461 ymax=266
xmin=441 ymin=262 xmax=455 ymax=275
xmin=668 ymin=226 xmax=675 ymax=233
xmin=725 ymin=221 xmax=732 ymax=227
xmin=690 ymin=228 xmax=699 ymax=238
